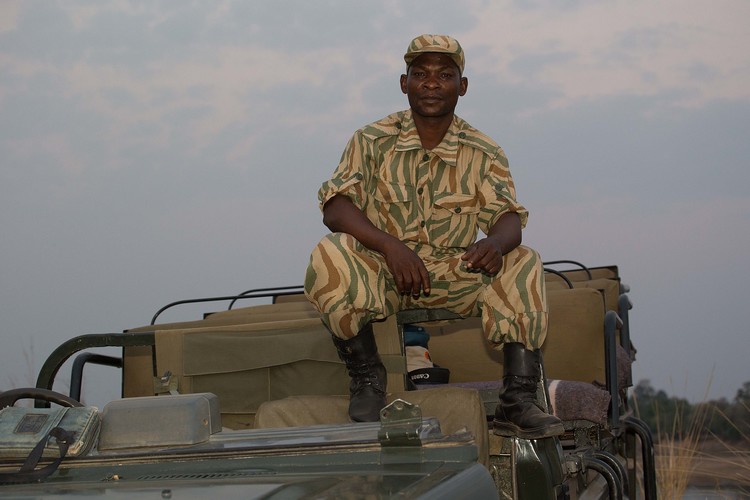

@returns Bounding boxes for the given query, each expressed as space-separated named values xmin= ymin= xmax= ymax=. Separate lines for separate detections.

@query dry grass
xmin=654 ymin=399 xmax=710 ymax=498
xmin=689 ymin=403 xmax=750 ymax=495
xmin=653 ymin=401 xmax=750 ymax=498
xmin=690 ymin=440 xmax=750 ymax=494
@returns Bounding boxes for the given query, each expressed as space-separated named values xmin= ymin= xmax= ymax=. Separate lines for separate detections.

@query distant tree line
xmin=630 ymin=380 xmax=750 ymax=442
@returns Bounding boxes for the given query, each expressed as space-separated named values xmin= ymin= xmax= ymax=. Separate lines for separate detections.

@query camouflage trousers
xmin=304 ymin=233 xmax=548 ymax=350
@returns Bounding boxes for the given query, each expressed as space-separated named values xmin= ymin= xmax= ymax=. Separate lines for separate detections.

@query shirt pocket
xmin=431 ymin=192 xmax=480 ymax=247
xmin=374 ymin=181 xmax=414 ymax=234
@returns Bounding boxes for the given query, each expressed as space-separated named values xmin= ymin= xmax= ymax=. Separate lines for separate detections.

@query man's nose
xmin=422 ymin=75 xmax=440 ymax=88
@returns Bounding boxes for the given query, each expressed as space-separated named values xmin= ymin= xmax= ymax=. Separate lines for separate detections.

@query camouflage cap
xmin=404 ymin=34 xmax=465 ymax=74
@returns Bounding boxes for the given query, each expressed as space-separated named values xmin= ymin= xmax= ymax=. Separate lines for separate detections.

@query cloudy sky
xmin=1 ymin=0 xmax=748 ymax=406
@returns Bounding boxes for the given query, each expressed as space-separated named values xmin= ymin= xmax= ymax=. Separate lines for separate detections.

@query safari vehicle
xmin=0 ymin=261 xmax=656 ymax=499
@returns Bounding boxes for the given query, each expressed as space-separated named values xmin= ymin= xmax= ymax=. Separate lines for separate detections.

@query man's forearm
xmin=322 ymin=194 xmax=399 ymax=254
xmin=486 ymin=212 xmax=522 ymax=255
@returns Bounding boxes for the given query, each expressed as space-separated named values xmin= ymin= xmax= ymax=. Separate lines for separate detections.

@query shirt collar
xmin=395 ymin=110 xmax=460 ymax=167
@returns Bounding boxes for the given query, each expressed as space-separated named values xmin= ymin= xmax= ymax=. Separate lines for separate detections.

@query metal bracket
xmin=154 ymin=371 xmax=180 ymax=395
xmin=378 ymin=399 xmax=423 ymax=447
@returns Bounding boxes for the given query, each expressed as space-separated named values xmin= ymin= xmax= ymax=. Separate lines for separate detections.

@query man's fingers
xmin=401 ymin=273 xmax=414 ymax=295
xmin=464 ymin=249 xmax=485 ymax=270
xmin=394 ymin=272 xmax=408 ymax=294
xmin=409 ymin=268 xmax=424 ymax=296
xmin=480 ymin=254 xmax=504 ymax=275
xmin=461 ymin=244 xmax=478 ymax=261
xmin=420 ymin=266 xmax=431 ymax=295
xmin=400 ymin=266 xmax=429 ymax=297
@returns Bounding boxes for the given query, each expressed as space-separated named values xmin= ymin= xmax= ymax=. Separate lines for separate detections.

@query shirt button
xmin=422 ymin=154 xmax=429 ymax=162
xmin=420 ymin=221 xmax=426 ymax=227
xmin=459 ymin=132 xmax=466 ymax=139
xmin=417 ymin=187 xmax=424 ymax=195
xmin=454 ymin=207 xmax=462 ymax=214
xmin=355 ymin=173 xmax=363 ymax=180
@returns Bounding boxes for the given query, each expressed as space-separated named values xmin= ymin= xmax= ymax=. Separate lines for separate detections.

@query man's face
xmin=400 ymin=53 xmax=468 ymax=119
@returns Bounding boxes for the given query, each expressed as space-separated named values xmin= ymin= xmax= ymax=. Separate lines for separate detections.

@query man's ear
xmin=459 ymin=76 xmax=468 ymax=97
xmin=400 ymin=74 xmax=408 ymax=94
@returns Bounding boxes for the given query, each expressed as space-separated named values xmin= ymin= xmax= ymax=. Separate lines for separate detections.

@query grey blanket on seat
xmin=548 ymin=379 xmax=610 ymax=425
xmin=445 ymin=379 xmax=611 ymax=426
xmin=414 ymin=343 xmax=633 ymax=426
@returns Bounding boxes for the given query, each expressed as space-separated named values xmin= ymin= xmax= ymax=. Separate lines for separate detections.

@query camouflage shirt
xmin=318 ymin=110 xmax=528 ymax=254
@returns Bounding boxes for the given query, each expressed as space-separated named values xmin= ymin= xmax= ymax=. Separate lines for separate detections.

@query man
xmin=305 ymin=35 xmax=563 ymax=439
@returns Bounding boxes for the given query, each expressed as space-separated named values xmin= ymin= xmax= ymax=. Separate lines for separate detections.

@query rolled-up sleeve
xmin=477 ymin=150 xmax=529 ymax=232
xmin=317 ymin=132 xmax=369 ymax=212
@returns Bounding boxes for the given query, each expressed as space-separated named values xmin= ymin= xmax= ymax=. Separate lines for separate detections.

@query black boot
xmin=493 ymin=342 xmax=564 ymax=439
xmin=332 ymin=323 xmax=387 ymax=422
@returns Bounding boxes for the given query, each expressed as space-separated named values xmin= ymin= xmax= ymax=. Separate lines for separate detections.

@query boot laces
xmin=349 ymin=364 xmax=385 ymax=393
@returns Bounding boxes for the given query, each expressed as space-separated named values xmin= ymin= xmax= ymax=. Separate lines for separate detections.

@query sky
xmin=1 ymin=0 xmax=748 ymax=407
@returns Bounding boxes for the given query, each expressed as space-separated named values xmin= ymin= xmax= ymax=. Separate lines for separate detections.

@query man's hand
xmin=381 ymin=238 xmax=431 ymax=297
xmin=323 ymin=194 xmax=431 ymax=296
xmin=461 ymin=237 xmax=504 ymax=275
xmin=461 ymin=212 xmax=522 ymax=275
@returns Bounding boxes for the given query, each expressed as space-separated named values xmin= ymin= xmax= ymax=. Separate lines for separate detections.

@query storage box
xmin=98 ymin=393 xmax=220 ymax=450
